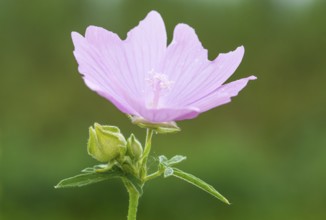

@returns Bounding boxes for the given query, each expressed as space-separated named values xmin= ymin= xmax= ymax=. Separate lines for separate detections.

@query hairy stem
xmin=125 ymin=128 xmax=154 ymax=220
xmin=125 ymin=180 xmax=140 ymax=220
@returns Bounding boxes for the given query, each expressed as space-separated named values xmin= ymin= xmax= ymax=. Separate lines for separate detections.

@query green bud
xmin=126 ymin=134 xmax=143 ymax=160
xmin=128 ymin=115 xmax=181 ymax=134
xmin=87 ymin=123 xmax=127 ymax=162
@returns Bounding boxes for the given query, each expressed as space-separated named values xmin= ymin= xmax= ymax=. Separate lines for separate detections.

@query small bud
xmin=128 ymin=115 xmax=181 ymax=134
xmin=126 ymin=134 xmax=143 ymax=160
xmin=87 ymin=123 xmax=127 ymax=162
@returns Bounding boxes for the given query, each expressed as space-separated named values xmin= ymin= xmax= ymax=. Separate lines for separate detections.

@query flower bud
xmin=126 ymin=134 xmax=143 ymax=160
xmin=87 ymin=123 xmax=127 ymax=162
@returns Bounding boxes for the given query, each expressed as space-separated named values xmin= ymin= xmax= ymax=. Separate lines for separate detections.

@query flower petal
xmin=179 ymin=46 xmax=245 ymax=106
xmin=72 ymin=31 xmax=139 ymax=115
xmin=83 ymin=26 xmax=143 ymax=99
xmin=160 ymin=23 xmax=209 ymax=106
xmin=191 ymin=76 xmax=257 ymax=112
xmin=167 ymin=45 xmax=245 ymax=108
xmin=123 ymin=11 xmax=167 ymax=97
xmin=138 ymin=107 xmax=200 ymax=123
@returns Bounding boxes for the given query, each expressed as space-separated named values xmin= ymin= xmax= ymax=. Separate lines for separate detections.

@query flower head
xmin=72 ymin=11 xmax=256 ymax=123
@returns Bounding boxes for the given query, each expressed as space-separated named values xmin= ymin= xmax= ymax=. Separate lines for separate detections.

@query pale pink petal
xmin=160 ymin=24 xmax=209 ymax=106
xmin=176 ymin=46 xmax=245 ymax=107
xmin=191 ymin=76 xmax=257 ymax=112
xmin=138 ymin=107 xmax=200 ymax=123
xmin=72 ymin=31 xmax=139 ymax=115
xmin=84 ymin=26 xmax=146 ymax=102
xmin=123 ymin=11 xmax=167 ymax=98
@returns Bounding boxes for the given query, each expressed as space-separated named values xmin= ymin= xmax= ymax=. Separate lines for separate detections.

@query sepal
xmin=128 ymin=115 xmax=181 ymax=134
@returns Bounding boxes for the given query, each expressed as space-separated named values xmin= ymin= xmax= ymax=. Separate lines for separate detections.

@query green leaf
xmin=166 ymin=155 xmax=187 ymax=166
xmin=125 ymin=173 xmax=143 ymax=195
xmin=55 ymin=169 xmax=123 ymax=188
xmin=164 ymin=167 xmax=174 ymax=178
xmin=172 ymin=168 xmax=230 ymax=204
xmin=158 ymin=155 xmax=186 ymax=167
xmin=158 ymin=155 xmax=168 ymax=163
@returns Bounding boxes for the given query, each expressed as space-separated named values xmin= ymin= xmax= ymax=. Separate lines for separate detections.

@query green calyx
xmin=87 ymin=123 xmax=127 ymax=163
xmin=128 ymin=115 xmax=181 ymax=134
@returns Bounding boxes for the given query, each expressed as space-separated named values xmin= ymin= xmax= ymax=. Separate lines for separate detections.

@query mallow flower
xmin=72 ymin=11 xmax=256 ymax=123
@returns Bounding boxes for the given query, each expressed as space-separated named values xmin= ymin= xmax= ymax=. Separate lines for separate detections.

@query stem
xmin=144 ymin=170 xmax=164 ymax=182
xmin=124 ymin=129 xmax=154 ymax=220
xmin=125 ymin=180 xmax=140 ymax=220
xmin=140 ymin=129 xmax=154 ymax=180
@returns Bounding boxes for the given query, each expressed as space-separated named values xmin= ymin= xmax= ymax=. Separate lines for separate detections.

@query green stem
xmin=125 ymin=180 xmax=140 ymax=220
xmin=124 ymin=129 xmax=154 ymax=220
xmin=140 ymin=129 xmax=154 ymax=180
xmin=144 ymin=170 xmax=164 ymax=182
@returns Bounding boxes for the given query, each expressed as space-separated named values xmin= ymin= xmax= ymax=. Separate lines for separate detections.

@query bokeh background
xmin=1 ymin=0 xmax=326 ymax=219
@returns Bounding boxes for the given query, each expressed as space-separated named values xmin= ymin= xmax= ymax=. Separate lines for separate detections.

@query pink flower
xmin=72 ymin=11 xmax=256 ymax=123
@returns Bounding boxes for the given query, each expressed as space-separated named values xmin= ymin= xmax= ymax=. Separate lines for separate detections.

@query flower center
xmin=146 ymin=69 xmax=174 ymax=108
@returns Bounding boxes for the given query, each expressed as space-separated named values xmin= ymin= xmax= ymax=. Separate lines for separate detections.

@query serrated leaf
xmin=164 ymin=167 xmax=174 ymax=178
xmin=55 ymin=169 xmax=123 ymax=188
xmin=172 ymin=168 xmax=230 ymax=204
xmin=125 ymin=173 xmax=143 ymax=195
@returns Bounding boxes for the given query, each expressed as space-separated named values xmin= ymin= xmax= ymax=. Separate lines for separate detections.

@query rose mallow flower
xmin=72 ymin=11 xmax=256 ymax=123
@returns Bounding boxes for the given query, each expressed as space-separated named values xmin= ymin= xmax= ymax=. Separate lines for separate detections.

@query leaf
xmin=172 ymin=168 xmax=230 ymax=204
xmin=164 ymin=167 xmax=174 ymax=178
xmin=125 ymin=173 xmax=144 ymax=195
xmin=158 ymin=155 xmax=168 ymax=163
xmin=158 ymin=155 xmax=186 ymax=167
xmin=55 ymin=169 xmax=123 ymax=188
xmin=166 ymin=155 xmax=187 ymax=166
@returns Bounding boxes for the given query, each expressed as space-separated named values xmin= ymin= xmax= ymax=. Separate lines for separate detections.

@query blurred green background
xmin=1 ymin=0 xmax=326 ymax=219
